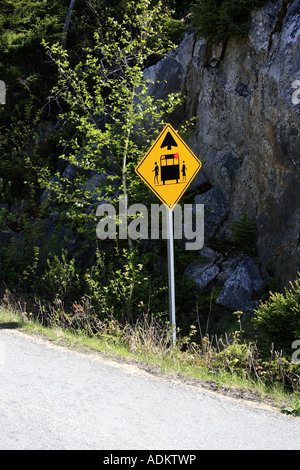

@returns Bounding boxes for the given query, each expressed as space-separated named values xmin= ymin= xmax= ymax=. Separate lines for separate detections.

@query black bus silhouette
xmin=160 ymin=154 xmax=180 ymax=184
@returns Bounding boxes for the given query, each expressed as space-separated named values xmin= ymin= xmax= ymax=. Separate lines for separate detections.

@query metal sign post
xmin=166 ymin=207 xmax=176 ymax=345
xmin=135 ymin=124 xmax=202 ymax=346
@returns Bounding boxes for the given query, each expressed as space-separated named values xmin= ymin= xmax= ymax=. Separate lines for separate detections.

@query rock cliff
xmin=146 ymin=0 xmax=300 ymax=291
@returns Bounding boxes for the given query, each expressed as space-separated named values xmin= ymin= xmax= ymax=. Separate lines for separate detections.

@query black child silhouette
xmin=181 ymin=161 xmax=187 ymax=181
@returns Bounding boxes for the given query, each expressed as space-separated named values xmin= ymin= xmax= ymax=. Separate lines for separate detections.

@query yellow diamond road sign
xmin=135 ymin=124 xmax=202 ymax=209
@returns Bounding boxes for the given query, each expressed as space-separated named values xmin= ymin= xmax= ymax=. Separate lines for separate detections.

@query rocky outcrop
xmin=145 ymin=0 xmax=300 ymax=290
xmin=216 ymin=256 xmax=263 ymax=312
xmin=184 ymin=246 xmax=263 ymax=313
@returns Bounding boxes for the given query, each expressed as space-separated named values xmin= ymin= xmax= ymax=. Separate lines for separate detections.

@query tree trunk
xmin=62 ymin=0 xmax=76 ymax=49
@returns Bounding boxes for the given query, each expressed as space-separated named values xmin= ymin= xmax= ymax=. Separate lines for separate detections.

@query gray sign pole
xmin=166 ymin=207 xmax=176 ymax=344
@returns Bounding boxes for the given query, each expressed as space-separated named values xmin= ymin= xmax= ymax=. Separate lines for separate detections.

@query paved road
xmin=0 ymin=328 xmax=300 ymax=450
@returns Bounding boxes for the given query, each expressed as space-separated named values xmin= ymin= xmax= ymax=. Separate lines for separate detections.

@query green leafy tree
xmin=35 ymin=0 xmax=185 ymax=323
xmin=42 ymin=0 xmax=182 ymax=243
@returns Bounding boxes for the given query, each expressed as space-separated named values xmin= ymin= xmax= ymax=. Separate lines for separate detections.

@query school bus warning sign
xmin=135 ymin=124 xmax=202 ymax=209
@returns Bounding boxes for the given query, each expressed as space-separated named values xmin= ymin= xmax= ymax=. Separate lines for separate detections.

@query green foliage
xmin=0 ymin=0 xmax=65 ymax=57
xmin=0 ymin=241 xmax=20 ymax=285
xmin=163 ymin=17 xmax=188 ymax=43
xmin=0 ymin=0 xmax=66 ymax=111
xmin=253 ymin=275 xmax=300 ymax=352
xmin=84 ymin=247 xmax=168 ymax=324
xmin=217 ymin=342 xmax=253 ymax=376
xmin=0 ymin=100 xmax=50 ymax=204
xmin=42 ymin=0 xmax=182 ymax=239
xmin=282 ymin=395 xmax=300 ymax=417
xmin=192 ymin=0 xmax=267 ymax=43
xmin=40 ymin=249 xmax=81 ymax=306
xmin=213 ymin=340 xmax=300 ymax=392
xmin=229 ymin=211 xmax=256 ymax=253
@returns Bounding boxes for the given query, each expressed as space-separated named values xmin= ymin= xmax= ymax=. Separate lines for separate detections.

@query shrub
xmin=83 ymin=247 xmax=169 ymax=325
xmin=253 ymin=275 xmax=300 ymax=352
